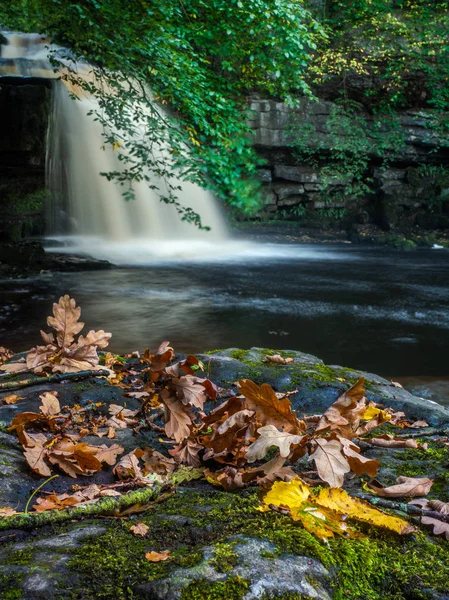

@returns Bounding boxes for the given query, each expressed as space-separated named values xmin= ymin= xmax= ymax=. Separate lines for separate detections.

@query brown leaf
xmin=47 ymin=295 xmax=85 ymax=348
xmin=33 ymin=493 xmax=82 ymax=512
xmin=265 ymin=354 xmax=294 ymax=365
xmin=0 ymin=346 xmax=14 ymax=364
xmin=205 ymin=466 xmax=246 ymax=491
xmin=54 ymin=329 xmax=112 ymax=373
xmin=141 ymin=448 xmax=176 ymax=475
xmin=315 ymin=378 xmax=367 ymax=438
xmin=161 ymin=390 xmax=193 ymax=443
xmin=113 ymin=450 xmax=143 ymax=480
xmin=368 ymin=477 xmax=433 ymax=498
xmin=311 ymin=438 xmax=350 ymax=488
xmin=238 ymin=379 xmax=304 ymax=433
xmin=169 ymin=440 xmax=203 ymax=468
xmin=130 ymin=522 xmax=149 ymax=537
xmin=363 ymin=435 xmax=419 ymax=449
xmin=339 ymin=438 xmax=380 ymax=478
xmin=421 ymin=516 xmax=449 ymax=540
xmin=39 ymin=392 xmax=61 ymax=417
xmin=94 ymin=444 xmax=125 ymax=466
xmin=3 ymin=394 xmax=23 ymax=405
xmin=24 ymin=445 xmax=52 ymax=477
xmin=0 ymin=506 xmax=18 ymax=517
xmin=171 ymin=375 xmax=208 ymax=409
xmin=245 ymin=425 xmax=304 ymax=463
xmin=409 ymin=420 xmax=429 ymax=428
xmin=145 ymin=550 xmax=171 ymax=562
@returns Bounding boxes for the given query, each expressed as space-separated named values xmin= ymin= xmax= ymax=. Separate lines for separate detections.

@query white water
xmin=0 ymin=31 xmax=232 ymax=263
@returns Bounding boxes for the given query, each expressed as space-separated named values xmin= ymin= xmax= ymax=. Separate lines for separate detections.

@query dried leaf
xmin=162 ymin=390 xmax=193 ymax=443
xmin=3 ymin=394 xmax=23 ymax=405
xmin=315 ymin=378 xmax=367 ymax=438
xmin=0 ymin=506 xmax=19 ymax=517
xmin=363 ymin=435 xmax=419 ymax=449
xmin=368 ymin=477 xmax=433 ymax=498
xmin=39 ymin=392 xmax=61 ymax=417
xmin=245 ymin=425 xmax=303 ymax=463
xmin=145 ymin=550 xmax=171 ymax=562
xmin=311 ymin=438 xmax=350 ymax=488
xmin=265 ymin=354 xmax=294 ymax=365
xmin=168 ymin=440 xmax=203 ymax=468
xmin=130 ymin=522 xmax=149 ymax=537
xmin=24 ymin=445 xmax=52 ymax=477
xmin=421 ymin=516 xmax=449 ymax=540
xmin=339 ymin=438 xmax=380 ymax=478
xmin=238 ymin=379 xmax=304 ymax=433
xmin=47 ymin=295 xmax=84 ymax=348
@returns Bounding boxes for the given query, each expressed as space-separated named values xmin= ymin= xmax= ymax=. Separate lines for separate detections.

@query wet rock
xmin=136 ymin=536 xmax=332 ymax=600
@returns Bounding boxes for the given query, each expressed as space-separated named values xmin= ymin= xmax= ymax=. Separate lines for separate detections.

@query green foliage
xmin=0 ymin=0 xmax=324 ymax=226
xmin=313 ymin=0 xmax=449 ymax=111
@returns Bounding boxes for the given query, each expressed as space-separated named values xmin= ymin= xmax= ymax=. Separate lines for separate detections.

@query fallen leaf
xmin=368 ymin=477 xmax=433 ymax=498
xmin=421 ymin=516 xmax=449 ymax=540
xmin=3 ymin=394 xmax=23 ymax=405
xmin=409 ymin=420 xmax=429 ymax=428
xmin=145 ymin=550 xmax=171 ymax=562
xmin=0 ymin=506 xmax=18 ymax=517
xmin=169 ymin=440 xmax=203 ymax=468
xmin=238 ymin=379 xmax=304 ymax=433
xmin=161 ymin=390 xmax=193 ymax=443
xmin=315 ymin=378 xmax=367 ymax=438
xmin=265 ymin=354 xmax=294 ymax=365
xmin=130 ymin=522 xmax=149 ymax=537
xmin=245 ymin=425 xmax=303 ymax=462
xmin=260 ymin=478 xmax=415 ymax=539
xmin=363 ymin=435 xmax=419 ymax=449
xmin=311 ymin=438 xmax=350 ymax=488
xmin=339 ymin=438 xmax=380 ymax=478
xmin=39 ymin=392 xmax=61 ymax=417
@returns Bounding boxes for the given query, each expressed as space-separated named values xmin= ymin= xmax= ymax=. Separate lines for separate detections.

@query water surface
xmin=1 ymin=244 xmax=448 ymax=388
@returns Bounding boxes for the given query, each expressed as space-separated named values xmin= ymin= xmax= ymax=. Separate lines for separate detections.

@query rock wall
xmin=248 ymin=98 xmax=449 ymax=229
xmin=0 ymin=77 xmax=50 ymax=241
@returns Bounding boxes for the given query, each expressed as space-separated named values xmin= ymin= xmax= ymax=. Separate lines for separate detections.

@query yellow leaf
xmin=361 ymin=406 xmax=392 ymax=421
xmin=315 ymin=487 xmax=415 ymax=535
xmin=261 ymin=477 xmax=310 ymax=510
xmin=260 ymin=477 xmax=415 ymax=539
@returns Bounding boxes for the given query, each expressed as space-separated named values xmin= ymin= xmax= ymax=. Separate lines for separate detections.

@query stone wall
xmin=0 ymin=77 xmax=50 ymax=241
xmin=248 ymin=98 xmax=449 ymax=229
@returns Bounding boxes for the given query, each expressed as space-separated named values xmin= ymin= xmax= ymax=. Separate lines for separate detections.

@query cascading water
xmin=0 ymin=32 xmax=230 ymax=263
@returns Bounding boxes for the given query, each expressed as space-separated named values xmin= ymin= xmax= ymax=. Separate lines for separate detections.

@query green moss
xmin=0 ymin=570 xmax=25 ymax=599
xmin=229 ymin=350 xmax=250 ymax=362
xmin=180 ymin=575 xmax=249 ymax=600
xmin=209 ymin=542 xmax=239 ymax=573
xmin=4 ymin=548 xmax=34 ymax=566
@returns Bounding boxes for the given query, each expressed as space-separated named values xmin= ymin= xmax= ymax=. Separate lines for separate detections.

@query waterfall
xmin=0 ymin=32 xmax=230 ymax=263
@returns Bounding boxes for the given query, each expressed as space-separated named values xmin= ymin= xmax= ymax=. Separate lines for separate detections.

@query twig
xmin=353 ymin=492 xmax=449 ymax=524
xmin=0 ymin=370 xmax=110 ymax=392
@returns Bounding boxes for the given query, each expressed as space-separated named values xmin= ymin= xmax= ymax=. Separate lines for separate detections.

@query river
xmin=1 ymin=244 xmax=448 ymax=403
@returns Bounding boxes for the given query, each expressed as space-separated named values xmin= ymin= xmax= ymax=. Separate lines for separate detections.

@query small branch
xmin=353 ymin=492 xmax=449 ymax=524
xmin=0 ymin=370 xmax=110 ymax=392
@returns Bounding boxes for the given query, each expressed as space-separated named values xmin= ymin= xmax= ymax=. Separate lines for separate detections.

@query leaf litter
xmin=0 ymin=296 xmax=446 ymax=544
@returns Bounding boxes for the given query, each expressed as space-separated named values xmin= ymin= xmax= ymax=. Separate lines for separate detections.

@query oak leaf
xmin=339 ymin=438 xmax=380 ymax=478
xmin=3 ymin=394 xmax=23 ymax=405
xmin=169 ymin=440 xmax=203 ymax=467
xmin=315 ymin=378 xmax=367 ymax=438
xmin=265 ymin=354 xmax=294 ymax=365
xmin=238 ymin=379 xmax=304 ymax=433
xmin=421 ymin=516 xmax=449 ymax=540
xmin=0 ymin=506 xmax=18 ymax=517
xmin=368 ymin=476 xmax=433 ymax=498
xmin=260 ymin=478 xmax=415 ymax=539
xmin=40 ymin=392 xmax=61 ymax=417
xmin=161 ymin=390 xmax=193 ymax=443
xmin=245 ymin=425 xmax=304 ymax=463
xmin=311 ymin=438 xmax=350 ymax=488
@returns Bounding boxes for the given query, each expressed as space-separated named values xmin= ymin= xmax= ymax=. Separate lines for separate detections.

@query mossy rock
xmin=199 ymin=348 xmax=449 ymax=426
